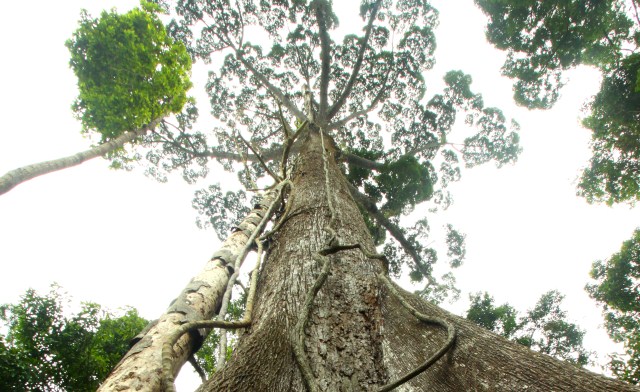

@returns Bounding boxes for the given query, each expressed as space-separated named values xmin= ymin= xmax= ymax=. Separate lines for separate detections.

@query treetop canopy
xmin=66 ymin=1 xmax=192 ymax=141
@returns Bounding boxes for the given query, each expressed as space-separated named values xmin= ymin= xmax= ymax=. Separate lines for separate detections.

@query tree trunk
xmin=203 ymin=130 xmax=388 ymax=390
xmin=99 ymin=188 xmax=281 ymax=391
xmin=0 ymin=121 xmax=157 ymax=196
xmin=198 ymin=131 xmax=639 ymax=391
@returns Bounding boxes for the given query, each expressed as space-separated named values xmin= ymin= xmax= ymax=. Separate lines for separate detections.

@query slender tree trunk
xmin=198 ymin=131 xmax=639 ymax=391
xmin=0 ymin=121 xmax=157 ymax=196
xmin=98 ymin=188 xmax=281 ymax=391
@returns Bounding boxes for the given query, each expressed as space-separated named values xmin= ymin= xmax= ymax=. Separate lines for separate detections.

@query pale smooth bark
xmin=196 ymin=131 xmax=639 ymax=391
xmin=0 ymin=121 xmax=158 ymax=196
xmin=98 ymin=188 xmax=281 ymax=391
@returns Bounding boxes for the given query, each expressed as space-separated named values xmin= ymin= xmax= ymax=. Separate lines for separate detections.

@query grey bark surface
xmin=196 ymin=131 xmax=639 ymax=392
xmin=99 ymin=190 xmax=280 ymax=392
xmin=381 ymin=282 xmax=638 ymax=391
xmin=0 ymin=122 xmax=156 ymax=196
xmin=203 ymin=131 xmax=388 ymax=391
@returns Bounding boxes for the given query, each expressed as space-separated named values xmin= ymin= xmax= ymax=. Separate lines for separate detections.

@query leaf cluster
xmin=476 ymin=0 xmax=633 ymax=109
xmin=66 ymin=3 xmax=192 ymax=141
xmin=580 ymin=54 xmax=640 ymax=205
xmin=192 ymin=183 xmax=251 ymax=240
xmin=0 ymin=285 xmax=148 ymax=392
xmin=476 ymin=0 xmax=640 ymax=205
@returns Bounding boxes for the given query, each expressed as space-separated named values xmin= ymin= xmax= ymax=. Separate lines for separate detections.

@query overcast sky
xmin=1 ymin=0 xmax=640 ymax=389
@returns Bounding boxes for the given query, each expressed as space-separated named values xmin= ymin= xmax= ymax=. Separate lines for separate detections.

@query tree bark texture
xmin=198 ymin=131 xmax=639 ymax=392
xmin=203 ymin=130 xmax=388 ymax=390
xmin=99 ymin=189 xmax=280 ymax=391
xmin=0 ymin=122 xmax=155 ymax=196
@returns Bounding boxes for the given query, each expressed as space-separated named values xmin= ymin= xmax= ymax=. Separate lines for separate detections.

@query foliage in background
xmin=466 ymin=290 xmax=592 ymax=366
xmin=475 ymin=0 xmax=632 ymax=109
xmin=66 ymin=1 xmax=192 ymax=142
xmin=587 ymin=228 xmax=640 ymax=384
xmin=0 ymin=284 xmax=251 ymax=389
xmin=475 ymin=0 xmax=640 ymax=205
xmin=191 ymin=288 xmax=248 ymax=377
xmin=580 ymin=53 xmax=640 ymax=205
xmin=0 ymin=285 xmax=148 ymax=391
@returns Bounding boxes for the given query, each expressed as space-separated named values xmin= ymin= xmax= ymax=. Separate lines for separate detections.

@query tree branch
xmin=633 ymin=0 xmax=640 ymax=26
xmin=235 ymin=50 xmax=307 ymax=121
xmin=327 ymin=66 xmax=392 ymax=130
xmin=237 ymin=133 xmax=281 ymax=182
xmin=337 ymin=150 xmax=384 ymax=170
xmin=347 ymin=183 xmax=434 ymax=284
xmin=315 ymin=0 xmax=332 ymax=122
xmin=0 ymin=119 xmax=160 ymax=196
xmin=327 ymin=0 xmax=382 ymax=120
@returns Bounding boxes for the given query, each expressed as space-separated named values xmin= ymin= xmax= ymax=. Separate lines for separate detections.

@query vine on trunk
xmin=160 ymin=180 xmax=289 ymax=391
xmin=290 ymin=129 xmax=457 ymax=391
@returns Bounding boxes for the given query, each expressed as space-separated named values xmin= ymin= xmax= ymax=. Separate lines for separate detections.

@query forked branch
xmin=327 ymin=66 xmax=392 ymax=130
xmin=235 ymin=50 xmax=307 ymax=121
xmin=327 ymin=0 xmax=383 ymax=120
xmin=315 ymin=0 xmax=332 ymax=120
xmin=237 ymin=132 xmax=281 ymax=182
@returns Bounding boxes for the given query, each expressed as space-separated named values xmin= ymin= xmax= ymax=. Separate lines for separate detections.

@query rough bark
xmin=0 ymin=121 xmax=159 ymax=196
xmin=195 ymin=131 xmax=640 ymax=392
xmin=380 ymin=282 xmax=638 ymax=391
xmin=203 ymin=130 xmax=388 ymax=390
xmin=98 ymin=189 xmax=281 ymax=391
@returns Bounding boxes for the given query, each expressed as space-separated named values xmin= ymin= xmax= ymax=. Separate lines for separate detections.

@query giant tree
xmin=84 ymin=0 xmax=639 ymax=391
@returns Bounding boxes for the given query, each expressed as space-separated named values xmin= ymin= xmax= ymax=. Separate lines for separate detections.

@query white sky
xmin=1 ymin=0 xmax=639 ymax=389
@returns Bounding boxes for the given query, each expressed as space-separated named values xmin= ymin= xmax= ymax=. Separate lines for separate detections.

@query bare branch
xmin=237 ymin=132 xmax=281 ymax=182
xmin=327 ymin=66 xmax=392 ymax=130
xmin=0 ymin=119 xmax=160 ymax=196
xmin=633 ymin=0 xmax=640 ymax=26
xmin=327 ymin=0 xmax=382 ymax=120
xmin=315 ymin=0 xmax=332 ymax=121
xmin=347 ymin=183 xmax=434 ymax=284
xmin=235 ymin=50 xmax=307 ymax=121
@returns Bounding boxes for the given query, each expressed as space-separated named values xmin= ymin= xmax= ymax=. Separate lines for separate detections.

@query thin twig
xmin=235 ymin=50 xmax=307 ymax=121
xmin=237 ymin=133 xmax=281 ymax=182
xmin=327 ymin=66 xmax=393 ymax=130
